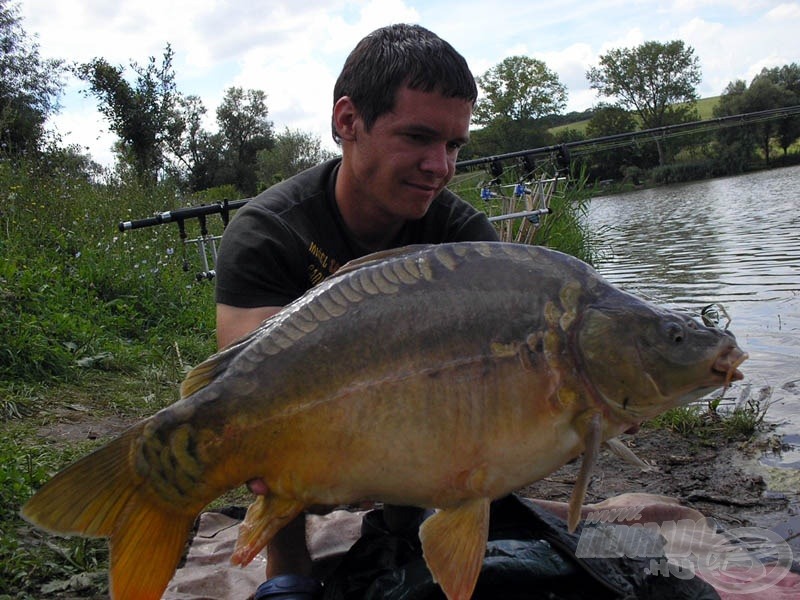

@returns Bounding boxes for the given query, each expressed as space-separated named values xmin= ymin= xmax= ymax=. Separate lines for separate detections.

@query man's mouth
xmin=406 ymin=181 xmax=439 ymax=193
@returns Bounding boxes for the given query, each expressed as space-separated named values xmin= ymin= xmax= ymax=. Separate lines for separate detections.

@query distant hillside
xmin=548 ymin=96 xmax=721 ymax=136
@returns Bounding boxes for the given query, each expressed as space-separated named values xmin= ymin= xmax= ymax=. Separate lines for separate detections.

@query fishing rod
xmin=455 ymin=104 xmax=800 ymax=170
xmin=118 ymin=198 xmax=250 ymax=232
xmin=118 ymin=198 xmax=251 ymax=281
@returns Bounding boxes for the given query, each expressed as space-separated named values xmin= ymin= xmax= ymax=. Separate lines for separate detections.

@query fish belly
xmin=243 ymin=355 xmax=586 ymax=509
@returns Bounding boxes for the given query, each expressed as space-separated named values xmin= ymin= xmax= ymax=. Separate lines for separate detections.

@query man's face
xmin=343 ymin=86 xmax=473 ymax=225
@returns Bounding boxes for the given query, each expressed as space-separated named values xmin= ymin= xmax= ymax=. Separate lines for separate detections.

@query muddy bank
xmin=520 ymin=427 xmax=799 ymax=554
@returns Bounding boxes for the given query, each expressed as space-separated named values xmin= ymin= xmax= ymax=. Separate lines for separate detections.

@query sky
xmin=19 ymin=0 xmax=800 ymax=168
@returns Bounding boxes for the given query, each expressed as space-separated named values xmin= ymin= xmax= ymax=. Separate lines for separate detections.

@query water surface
xmin=588 ymin=166 xmax=800 ymax=469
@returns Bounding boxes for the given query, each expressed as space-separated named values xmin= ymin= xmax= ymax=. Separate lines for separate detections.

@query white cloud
xmin=764 ymin=2 xmax=800 ymax=19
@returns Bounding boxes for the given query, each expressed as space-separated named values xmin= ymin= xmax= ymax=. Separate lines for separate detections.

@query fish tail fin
xmin=21 ymin=426 xmax=195 ymax=600
xmin=109 ymin=498 xmax=194 ymax=599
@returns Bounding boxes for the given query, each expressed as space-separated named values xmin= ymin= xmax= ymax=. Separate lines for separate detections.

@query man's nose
xmin=420 ymin=144 xmax=451 ymax=178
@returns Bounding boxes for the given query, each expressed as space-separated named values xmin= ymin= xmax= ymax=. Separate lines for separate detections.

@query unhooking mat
xmin=163 ymin=493 xmax=800 ymax=599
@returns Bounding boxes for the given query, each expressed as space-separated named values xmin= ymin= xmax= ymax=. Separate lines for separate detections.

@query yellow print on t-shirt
xmin=307 ymin=242 xmax=341 ymax=286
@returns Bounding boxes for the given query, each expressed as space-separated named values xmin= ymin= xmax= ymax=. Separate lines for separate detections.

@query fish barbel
xmin=22 ymin=242 xmax=747 ymax=600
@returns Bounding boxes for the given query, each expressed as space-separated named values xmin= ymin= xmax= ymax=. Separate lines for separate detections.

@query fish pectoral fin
xmin=568 ymin=411 xmax=604 ymax=532
xmin=231 ymin=495 xmax=305 ymax=567
xmin=419 ymin=498 xmax=490 ymax=600
xmin=604 ymin=437 xmax=658 ymax=472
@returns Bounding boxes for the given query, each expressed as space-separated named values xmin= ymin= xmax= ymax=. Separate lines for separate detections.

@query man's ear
xmin=333 ymin=96 xmax=359 ymax=142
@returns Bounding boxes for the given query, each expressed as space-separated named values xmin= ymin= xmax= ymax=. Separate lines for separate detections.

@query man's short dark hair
xmin=332 ymin=24 xmax=478 ymax=143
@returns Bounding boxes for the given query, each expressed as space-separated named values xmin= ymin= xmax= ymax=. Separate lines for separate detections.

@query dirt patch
xmin=36 ymin=405 xmax=134 ymax=443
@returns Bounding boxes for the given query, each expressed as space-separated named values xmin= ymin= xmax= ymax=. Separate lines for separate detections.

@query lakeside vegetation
xmin=1 ymin=159 xmax=215 ymax=598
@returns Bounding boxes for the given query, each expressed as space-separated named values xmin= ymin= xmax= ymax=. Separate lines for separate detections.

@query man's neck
xmin=334 ymin=167 xmax=403 ymax=252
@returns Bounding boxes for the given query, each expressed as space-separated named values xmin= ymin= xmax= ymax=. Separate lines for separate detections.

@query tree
xmin=587 ymin=40 xmax=701 ymax=165
xmin=0 ymin=0 xmax=64 ymax=155
xmin=76 ymin=45 xmax=181 ymax=182
xmin=256 ymin=127 xmax=336 ymax=188
xmin=585 ymin=103 xmax=637 ymax=138
xmin=742 ymin=73 xmax=790 ymax=164
xmin=584 ymin=103 xmax=640 ymax=179
xmin=715 ymin=67 xmax=800 ymax=168
xmin=462 ymin=118 xmax=554 ymax=160
xmin=713 ymin=80 xmax=757 ymax=173
xmin=215 ymin=87 xmax=274 ymax=194
xmin=473 ymin=56 xmax=567 ymax=126
xmin=163 ymin=94 xmax=224 ymax=191
xmin=754 ymin=64 xmax=800 ymax=158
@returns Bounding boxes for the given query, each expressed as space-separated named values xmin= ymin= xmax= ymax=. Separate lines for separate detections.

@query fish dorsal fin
xmin=419 ymin=498 xmax=490 ymax=600
xmin=179 ymin=354 xmax=223 ymax=399
xmin=179 ymin=322 xmax=268 ymax=399
xmin=568 ymin=411 xmax=604 ymax=532
xmin=333 ymin=244 xmax=432 ymax=278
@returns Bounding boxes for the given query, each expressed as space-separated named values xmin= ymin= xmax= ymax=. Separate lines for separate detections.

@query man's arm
xmin=216 ymin=301 xmax=313 ymax=581
xmin=216 ymin=303 xmax=283 ymax=350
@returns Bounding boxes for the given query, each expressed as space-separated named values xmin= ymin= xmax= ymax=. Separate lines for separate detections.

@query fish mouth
xmin=711 ymin=345 xmax=748 ymax=389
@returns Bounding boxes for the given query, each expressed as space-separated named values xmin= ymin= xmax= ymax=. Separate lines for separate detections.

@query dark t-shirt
xmin=215 ymin=158 xmax=499 ymax=308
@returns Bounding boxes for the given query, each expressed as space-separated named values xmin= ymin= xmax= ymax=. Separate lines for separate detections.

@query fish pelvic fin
xmin=231 ymin=495 xmax=306 ymax=567
xmin=419 ymin=498 xmax=490 ymax=600
xmin=568 ymin=411 xmax=604 ymax=532
xmin=21 ymin=426 xmax=195 ymax=600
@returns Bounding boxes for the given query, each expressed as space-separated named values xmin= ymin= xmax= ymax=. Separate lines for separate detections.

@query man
xmin=215 ymin=23 xmax=498 ymax=599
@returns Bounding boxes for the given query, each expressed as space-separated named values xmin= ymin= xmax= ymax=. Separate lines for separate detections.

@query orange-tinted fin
xmin=181 ymin=303 xmax=290 ymax=397
xmin=179 ymin=353 xmax=223 ymax=398
xmin=179 ymin=326 xmax=259 ymax=397
xmin=231 ymin=495 xmax=305 ymax=567
xmin=21 ymin=426 xmax=143 ymax=536
xmin=21 ymin=425 xmax=196 ymax=600
xmin=568 ymin=412 xmax=604 ymax=531
xmin=419 ymin=498 xmax=490 ymax=600
xmin=109 ymin=500 xmax=194 ymax=599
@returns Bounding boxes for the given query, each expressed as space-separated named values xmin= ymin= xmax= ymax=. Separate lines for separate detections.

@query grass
xmin=646 ymin=389 xmax=772 ymax=440
xmin=1 ymin=155 xmax=221 ymax=598
xmin=1 ymin=428 xmax=110 ymax=598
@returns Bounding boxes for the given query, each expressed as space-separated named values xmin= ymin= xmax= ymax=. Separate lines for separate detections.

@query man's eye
xmin=406 ymin=133 xmax=428 ymax=143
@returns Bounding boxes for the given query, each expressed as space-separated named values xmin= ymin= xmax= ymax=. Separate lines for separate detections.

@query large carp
xmin=22 ymin=242 xmax=747 ymax=600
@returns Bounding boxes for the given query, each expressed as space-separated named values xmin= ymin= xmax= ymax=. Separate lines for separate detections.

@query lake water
xmin=587 ymin=165 xmax=800 ymax=470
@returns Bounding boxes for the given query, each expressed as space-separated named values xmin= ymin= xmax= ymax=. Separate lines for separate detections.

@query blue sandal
xmin=253 ymin=574 xmax=322 ymax=599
